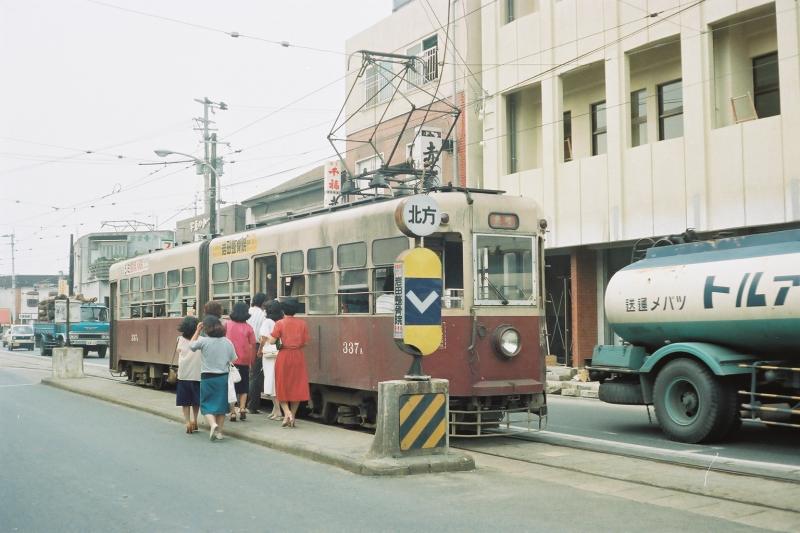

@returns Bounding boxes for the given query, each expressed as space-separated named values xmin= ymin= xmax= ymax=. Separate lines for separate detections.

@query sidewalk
xmin=40 ymin=374 xmax=471 ymax=476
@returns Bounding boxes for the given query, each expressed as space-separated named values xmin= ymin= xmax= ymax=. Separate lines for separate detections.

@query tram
xmin=108 ymin=188 xmax=548 ymax=435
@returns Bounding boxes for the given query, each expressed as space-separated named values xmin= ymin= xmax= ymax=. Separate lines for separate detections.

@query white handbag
xmin=229 ymin=364 xmax=242 ymax=383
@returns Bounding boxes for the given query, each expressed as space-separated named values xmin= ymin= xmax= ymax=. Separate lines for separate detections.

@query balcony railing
xmin=407 ymin=46 xmax=438 ymax=88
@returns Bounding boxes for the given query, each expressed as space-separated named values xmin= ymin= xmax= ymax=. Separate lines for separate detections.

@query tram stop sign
xmin=393 ymin=247 xmax=442 ymax=356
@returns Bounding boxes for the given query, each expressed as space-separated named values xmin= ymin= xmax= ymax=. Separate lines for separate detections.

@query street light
xmin=154 ymin=149 xmax=220 ymax=237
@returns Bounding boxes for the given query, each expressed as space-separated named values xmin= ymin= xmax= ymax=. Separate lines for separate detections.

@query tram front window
xmin=474 ymin=235 xmax=535 ymax=305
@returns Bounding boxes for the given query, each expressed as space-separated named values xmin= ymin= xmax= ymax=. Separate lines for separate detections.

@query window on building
xmin=407 ymin=34 xmax=438 ymax=88
xmin=505 ymin=0 xmax=515 ymax=23
xmin=365 ymin=61 xmax=393 ymax=105
xmin=631 ymin=89 xmax=647 ymax=147
xmin=563 ymin=111 xmax=572 ymax=162
xmin=658 ymin=79 xmax=683 ymax=140
xmin=504 ymin=0 xmax=535 ymax=23
xmin=753 ymin=52 xmax=780 ymax=118
xmin=507 ymin=92 xmax=518 ymax=173
xmin=591 ymin=101 xmax=607 ymax=156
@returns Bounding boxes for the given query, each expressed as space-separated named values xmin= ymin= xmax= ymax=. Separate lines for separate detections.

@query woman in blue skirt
xmin=190 ymin=315 xmax=237 ymax=441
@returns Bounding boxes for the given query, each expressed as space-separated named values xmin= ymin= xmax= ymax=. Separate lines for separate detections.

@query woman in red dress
xmin=266 ymin=298 xmax=310 ymax=428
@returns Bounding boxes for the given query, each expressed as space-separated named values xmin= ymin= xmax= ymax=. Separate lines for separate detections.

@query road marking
xmin=406 ymin=290 xmax=438 ymax=313
xmin=0 ymin=383 xmax=36 ymax=388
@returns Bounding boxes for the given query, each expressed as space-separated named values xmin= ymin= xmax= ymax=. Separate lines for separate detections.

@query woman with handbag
xmin=266 ymin=297 xmax=310 ymax=428
xmin=258 ymin=299 xmax=284 ymax=420
xmin=226 ymin=302 xmax=257 ymax=421
xmin=190 ymin=315 xmax=237 ymax=441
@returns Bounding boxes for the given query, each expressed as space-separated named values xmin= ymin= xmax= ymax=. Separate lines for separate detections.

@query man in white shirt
xmin=246 ymin=293 xmax=267 ymax=414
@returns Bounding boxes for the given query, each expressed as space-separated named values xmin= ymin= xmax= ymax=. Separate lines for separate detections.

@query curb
xmin=40 ymin=377 xmax=474 ymax=477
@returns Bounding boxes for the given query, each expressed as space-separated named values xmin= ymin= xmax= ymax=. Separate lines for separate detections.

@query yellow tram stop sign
xmin=393 ymin=247 xmax=442 ymax=356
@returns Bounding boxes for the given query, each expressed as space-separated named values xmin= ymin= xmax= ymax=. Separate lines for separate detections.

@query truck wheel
xmin=653 ymin=358 xmax=738 ymax=443
xmin=97 ymin=346 xmax=107 ymax=358
xmin=598 ymin=381 xmax=645 ymax=405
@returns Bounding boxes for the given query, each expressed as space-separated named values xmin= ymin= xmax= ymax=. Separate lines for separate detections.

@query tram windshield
xmin=474 ymin=235 xmax=535 ymax=305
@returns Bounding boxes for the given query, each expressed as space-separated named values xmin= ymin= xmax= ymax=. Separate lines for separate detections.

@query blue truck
xmin=33 ymin=297 xmax=110 ymax=358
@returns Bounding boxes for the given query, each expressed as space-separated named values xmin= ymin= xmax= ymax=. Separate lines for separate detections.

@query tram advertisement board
xmin=393 ymin=247 xmax=442 ymax=356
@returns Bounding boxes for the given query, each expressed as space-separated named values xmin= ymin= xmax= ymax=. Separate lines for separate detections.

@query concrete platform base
xmin=52 ymin=347 xmax=84 ymax=378
xmin=362 ymin=453 xmax=475 ymax=475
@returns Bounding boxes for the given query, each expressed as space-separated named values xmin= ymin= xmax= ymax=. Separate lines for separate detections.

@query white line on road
xmin=0 ymin=383 xmax=36 ymax=388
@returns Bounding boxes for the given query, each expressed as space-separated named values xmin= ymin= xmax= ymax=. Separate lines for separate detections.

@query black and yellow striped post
xmin=368 ymin=378 xmax=468 ymax=464
xmin=399 ymin=393 xmax=447 ymax=451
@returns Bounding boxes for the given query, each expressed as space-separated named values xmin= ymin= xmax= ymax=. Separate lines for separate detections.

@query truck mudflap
xmin=738 ymin=361 xmax=800 ymax=430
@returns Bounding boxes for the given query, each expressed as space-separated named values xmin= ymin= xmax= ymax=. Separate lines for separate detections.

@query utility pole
xmin=2 ymin=232 xmax=16 ymax=324
xmin=210 ymin=132 xmax=218 ymax=236
xmin=194 ymin=97 xmax=227 ymax=238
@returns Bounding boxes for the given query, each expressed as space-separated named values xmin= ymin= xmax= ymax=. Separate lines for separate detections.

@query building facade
xmin=349 ymin=0 xmax=800 ymax=366
xmin=73 ymin=231 xmax=175 ymax=307
xmin=175 ymin=204 xmax=247 ymax=244
xmin=0 ymin=275 xmax=61 ymax=325
xmin=242 ymin=165 xmax=325 ymax=227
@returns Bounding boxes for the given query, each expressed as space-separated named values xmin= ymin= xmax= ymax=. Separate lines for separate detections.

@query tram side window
xmin=372 ymin=236 xmax=409 ymax=314
xmin=212 ymin=262 xmax=231 ymax=314
xmin=153 ymin=272 xmax=166 ymax=318
xmin=129 ymin=277 xmax=141 ymax=318
xmin=119 ymin=278 xmax=130 ymax=319
xmin=182 ymin=267 xmax=197 ymax=316
xmin=167 ymin=269 xmax=181 ymax=317
xmin=140 ymin=274 xmax=154 ymax=317
xmin=281 ymin=250 xmax=306 ymax=313
xmin=338 ymin=242 xmax=368 ymax=314
xmin=307 ymin=247 xmax=335 ymax=315
xmin=231 ymin=259 xmax=250 ymax=307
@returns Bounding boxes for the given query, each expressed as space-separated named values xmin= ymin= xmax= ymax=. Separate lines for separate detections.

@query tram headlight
xmin=493 ymin=325 xmax=521 ymax=358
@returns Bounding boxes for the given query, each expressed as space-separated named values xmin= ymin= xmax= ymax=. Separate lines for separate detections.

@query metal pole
xmin=202 ymin=97 xmax=211 ymax=234
xmin=451 ymin=0 xmax=460 ymax=187
xmin=10 ymin=232 xmax=16 ymax=324
xmin=209 ymin=133 xmax=218 ymax=236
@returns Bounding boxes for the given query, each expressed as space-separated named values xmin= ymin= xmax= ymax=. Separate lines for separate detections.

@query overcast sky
xmin=0 ymin=0 xmax=393 ymax=276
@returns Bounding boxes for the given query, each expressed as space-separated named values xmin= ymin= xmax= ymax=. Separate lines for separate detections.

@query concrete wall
xmin=479 ymin=0 xmax=799 ymax=248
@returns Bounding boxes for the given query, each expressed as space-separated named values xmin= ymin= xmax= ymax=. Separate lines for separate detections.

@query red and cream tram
xmin=109 ymin=189 xmax=548 ymax=435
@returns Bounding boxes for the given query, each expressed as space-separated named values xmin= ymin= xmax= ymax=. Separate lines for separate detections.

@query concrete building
xmin=175 ymin=204 xmax=247 ymax=244
xmin=0 ymin=275 xmax=61 ymax=324
xmin=73 ymin=231 xmax=175 ymax=307
xmin=242 ymin=165 xmax=325 ymax=227
xmin=348 ymin=0 xmax=800 ymax=366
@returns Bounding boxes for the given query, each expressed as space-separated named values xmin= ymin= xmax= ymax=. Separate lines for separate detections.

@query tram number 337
xmin=341 ymin=341 xmax=363 ymax=355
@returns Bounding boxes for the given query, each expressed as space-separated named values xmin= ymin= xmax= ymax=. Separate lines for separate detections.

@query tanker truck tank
xmin=605 ymin=230 xmax=800 ymax=356
xmin=592 ymin=229 xmax=800 ymax=443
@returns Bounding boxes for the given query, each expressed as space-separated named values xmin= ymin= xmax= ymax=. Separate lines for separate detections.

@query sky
xmin=0 ymin=0 xmax=393 ymax=276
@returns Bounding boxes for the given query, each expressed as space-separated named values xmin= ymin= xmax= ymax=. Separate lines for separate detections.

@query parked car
xmin=7 ymin=324 xmax=35 ymax=351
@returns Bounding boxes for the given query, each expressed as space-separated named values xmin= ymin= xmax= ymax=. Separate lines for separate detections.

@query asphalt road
xmin=0 ymin=354 xmax=773 ymax=533
xmin=508 ymin=395 xmax=800 ymax=478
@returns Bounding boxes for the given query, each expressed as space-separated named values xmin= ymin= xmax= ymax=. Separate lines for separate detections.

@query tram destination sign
xmin=394 ymin=196 xmax=441 ymax=238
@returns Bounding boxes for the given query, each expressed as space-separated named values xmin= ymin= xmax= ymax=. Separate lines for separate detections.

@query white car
xmin=6 ymin=325 xmax=34 ymax=351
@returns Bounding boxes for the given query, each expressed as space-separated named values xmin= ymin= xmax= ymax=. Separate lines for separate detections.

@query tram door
xmin=254 ymin=255 xmax=278 ymax=301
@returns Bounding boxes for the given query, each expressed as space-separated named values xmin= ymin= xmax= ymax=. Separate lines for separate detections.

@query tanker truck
xmin=589 ymin=229 xmax=800 ymax=443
